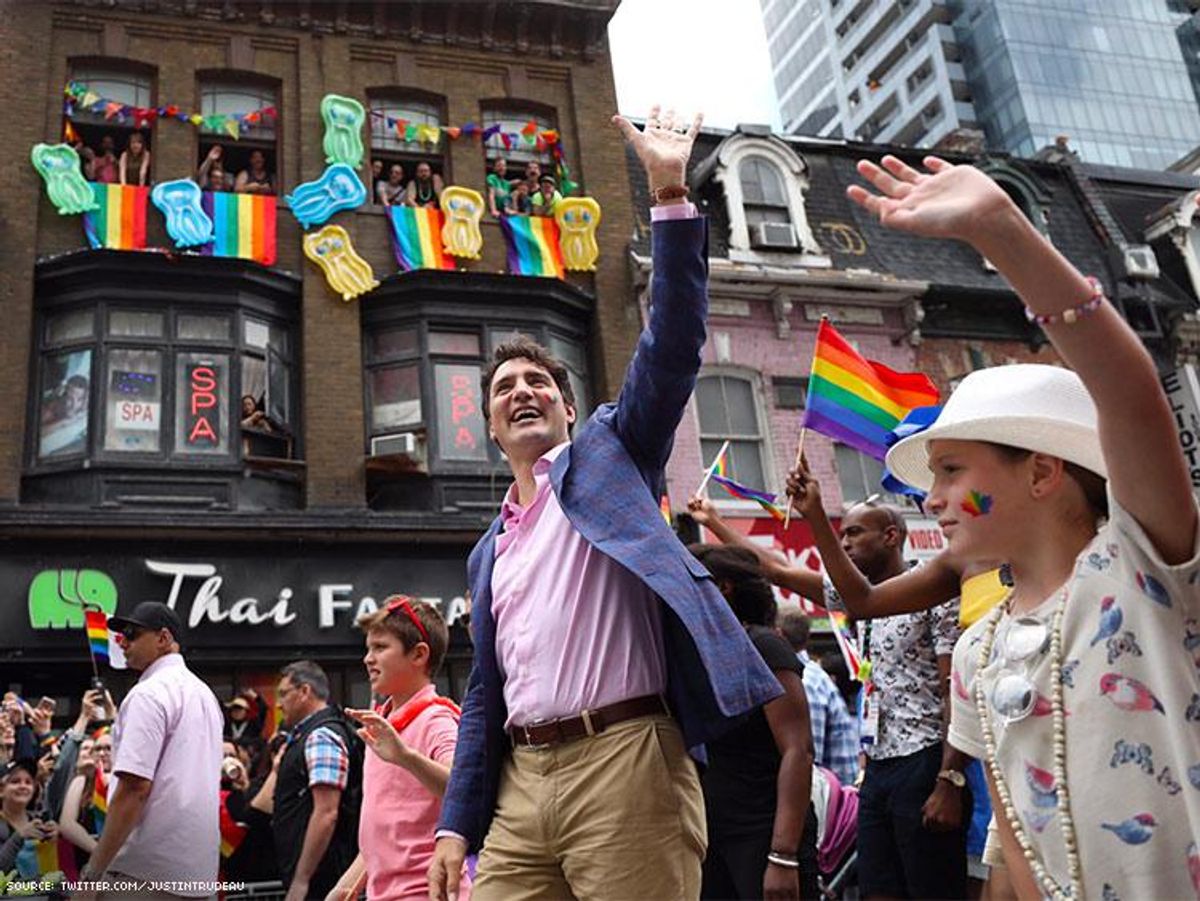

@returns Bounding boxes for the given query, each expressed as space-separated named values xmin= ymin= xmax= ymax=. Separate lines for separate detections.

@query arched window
xmin=739 ymin=157 xmax=791 ymax=229
xmin=197 ymin=75 xmax=280 ymax=194
xmin=712 ymin=133 xmax=822 ymax=259
xmin=367 ymin=90 xmax=447 ymax=205
xmin=66 ymin=62 xmax=157 ymax=184
xmin=696 ymin=373 xmax=768 ymax=491
xmin=480 ymin=101 xmax=558 ymax=184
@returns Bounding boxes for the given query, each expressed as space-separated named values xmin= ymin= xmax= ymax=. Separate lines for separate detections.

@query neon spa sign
xmin=146 ymin=560 xmax=468 ymax=629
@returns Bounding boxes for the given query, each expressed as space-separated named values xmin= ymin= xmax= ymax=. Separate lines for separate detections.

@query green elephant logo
xmin=28 ymin=569 xmax=118 ymax=629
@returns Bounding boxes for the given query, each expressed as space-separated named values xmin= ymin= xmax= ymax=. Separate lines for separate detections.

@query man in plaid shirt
xmin=779 ymin=611 xmax=859 ymax=785
xmin=273 ymin=660 xmax=361 ymax=901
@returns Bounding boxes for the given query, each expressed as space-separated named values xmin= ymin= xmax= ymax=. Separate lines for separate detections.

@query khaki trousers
xmin=473 ymin=714 xmax=707 ymax=901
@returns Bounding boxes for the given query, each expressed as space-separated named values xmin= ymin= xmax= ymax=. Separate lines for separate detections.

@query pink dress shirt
xmin=492 ymin=442 xmax=667 ymax=728
xmin=358 ymin=684 xmax=470 ymax=900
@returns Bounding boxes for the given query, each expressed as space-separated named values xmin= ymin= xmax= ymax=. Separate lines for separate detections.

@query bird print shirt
xmin=949 ymin=495 xmax=1200 ymax=900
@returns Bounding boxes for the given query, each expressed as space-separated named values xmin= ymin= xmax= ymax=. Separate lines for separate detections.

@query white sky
xmin=608 ymin=0 xmax=782 ymax=131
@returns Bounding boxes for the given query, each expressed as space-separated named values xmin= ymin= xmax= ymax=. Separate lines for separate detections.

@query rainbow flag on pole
xmin=201 ymin=192 xmax=277 ymax=266
xmin=827 ymin=610 xmax=867 ymax=682
xmin=85 ymin=609 xmax=109 ymax=664
xmin=802 ymin=319 xmax=940 ymax=460
xmin=711 ymin=473 xmax=786 ymax=521
xmin=82 ymin=184 xmax=148 ymax=250
xmin=499 ymin=216 xmax=565 ymax=278
xmin=387 ymin=206 xmax=454 ymax=272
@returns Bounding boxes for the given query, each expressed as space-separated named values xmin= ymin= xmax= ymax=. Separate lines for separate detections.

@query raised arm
xmin=610 ymin=106 xmax=706 ymax=471
xmin=849 ymin=156 xmax=1196 ymax=564
xmin=785 ymin=457 xmax=961 ymax=618
xmin=687 ymin=495 xmax=825 ymax=602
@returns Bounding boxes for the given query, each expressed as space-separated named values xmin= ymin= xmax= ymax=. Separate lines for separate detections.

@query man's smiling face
xmin=487 ymin=356 xmax=576 ymax=460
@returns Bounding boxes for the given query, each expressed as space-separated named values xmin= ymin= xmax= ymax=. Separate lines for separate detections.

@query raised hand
xmin=612 ymin=104 xmax=703 ymax=193
xmin=847 ymin=155 xmax=1014 ymax=245
xmin=687 ymin=495 xmax=720 ymax=527
xmin=784 ymin=454 xmax=823 ymax=521
xmin=345 ymin=708 xmax=409 ymax=767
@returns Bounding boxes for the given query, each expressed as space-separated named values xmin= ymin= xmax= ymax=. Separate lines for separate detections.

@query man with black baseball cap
xmin=76 ymin=602 xmax=223 ymax=899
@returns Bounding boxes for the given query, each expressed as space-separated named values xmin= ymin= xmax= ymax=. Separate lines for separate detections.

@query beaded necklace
xmin=975 ymin=585 xmax=1081 ymax=900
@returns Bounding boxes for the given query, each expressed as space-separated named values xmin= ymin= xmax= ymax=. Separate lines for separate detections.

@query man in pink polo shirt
xmin=78 ymin=601 xmax=223 ymax=900
xmin=329 ymin=596 xmax=469 ymax=901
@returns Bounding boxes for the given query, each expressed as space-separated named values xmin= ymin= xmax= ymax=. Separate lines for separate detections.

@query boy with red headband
xmin=328 ymin=596 xmax=469 ymax=900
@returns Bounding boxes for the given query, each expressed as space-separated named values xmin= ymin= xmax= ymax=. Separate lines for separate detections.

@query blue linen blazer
xmin=438 ymin=215 xmax=783 ymax=849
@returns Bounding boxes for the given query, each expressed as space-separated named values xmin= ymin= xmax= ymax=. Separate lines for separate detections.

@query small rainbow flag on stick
xmin=82 ymin=184 xmax=148 ymax=250
xmin=499 ymin=216 xmax=565 ymax=278
xmin=696 ymin=440 xmax=730 ymax=497
xmin=711 ymin=473 xmax=786 ymax=522
xmin=201 ymin=192 xmax=277 ymax=266
xmin=85 ymin=609 xmax=109 ymax=664
xmin=388 ymin=206 xmax=455 ymax=272
xmin=802 ymin=319 xmax=940 ymax=460
xmin=827 ymin=610 xmax=867 ymax=682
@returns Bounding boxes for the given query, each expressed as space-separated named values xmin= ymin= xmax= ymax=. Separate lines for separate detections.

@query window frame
xmin=711 ymin=133 xmax=824 ymax=262
xmin=366 ymin=88 xmax=449 ymax=203
xmin=29 ymin=301 xmax=298 ymax=470
xmin=694 ymin=369 xmax=773 ymax=511
xmin=479 ymin=99 xmax=558 ymax=177
xmin=66 ymin=59 xmax=158 ymax=184
xmin=196 ymin=71 xmax=282 ymax=195
xmin=362 ymin=317 xmax=591 ymax=475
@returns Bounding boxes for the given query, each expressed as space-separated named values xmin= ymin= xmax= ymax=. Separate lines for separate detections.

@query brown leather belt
xmin=509 ymin=693 xmax=669 ymax=749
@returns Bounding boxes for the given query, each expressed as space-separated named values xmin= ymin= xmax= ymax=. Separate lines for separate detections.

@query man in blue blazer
xmin=428 ymin=108 xmax=782 ymax=901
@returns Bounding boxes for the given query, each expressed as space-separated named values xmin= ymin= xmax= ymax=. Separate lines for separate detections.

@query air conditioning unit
xmin=750 ymin=222 xmax=799 ymax=250
xmin=1122 ymin=245 xmax=1161 ymax=280
xmin=370 ymin=432 xmax=420 ymax=457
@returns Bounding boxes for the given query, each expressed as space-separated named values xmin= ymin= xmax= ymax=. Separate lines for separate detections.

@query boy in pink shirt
xmin=329 ymin=596 xmax=471 ymax=901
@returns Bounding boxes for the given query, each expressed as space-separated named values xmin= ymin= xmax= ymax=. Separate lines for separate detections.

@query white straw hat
xmin=885 ymin=364 xmax=1106 ymax=493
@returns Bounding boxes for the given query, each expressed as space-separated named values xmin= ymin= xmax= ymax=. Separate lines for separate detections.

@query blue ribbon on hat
xmin=880 ymin=405 xmax=943 ymax=499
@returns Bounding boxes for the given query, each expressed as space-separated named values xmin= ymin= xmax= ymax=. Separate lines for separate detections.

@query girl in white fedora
xmin=838 ymin=154 xmax=1199 ymax=900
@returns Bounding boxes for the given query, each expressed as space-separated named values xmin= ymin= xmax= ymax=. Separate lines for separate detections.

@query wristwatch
xmin=937 ymin=768 xmax=966 ymax=788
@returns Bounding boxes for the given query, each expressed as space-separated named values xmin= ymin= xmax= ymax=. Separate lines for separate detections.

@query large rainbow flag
xmin=201 ymin=192 xmax=277 ymax=266
xmin=711 ymin=473 xmax=786 ymax=522
xmin=802 ymin=319 xmax=939 ymax=460
xmin=84 ymin=609 xmax=109 ymax=664
xmin=82 ymin=184 xmax=148 ymax=250
xmin=387 ymin=206 xmax=454 ymax=272
xmin=499 ymin=216 xmax=564 ymax=278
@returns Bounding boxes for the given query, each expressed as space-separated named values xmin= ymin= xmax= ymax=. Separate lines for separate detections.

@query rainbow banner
xmin=201 ymin=192 xmax=277 ymax=266
xmin=711 ymin=473 xmax=786 ymax=521
xmin=84 ymin=609 xmax=109 ymax=664
xmin=387 ymin=206 xmax=454 ymax=272
xmin=82 ymin=184 xmax=148 ymax=250
xmin=803 ymin=319 xmax=940 ymax=460
xmin=499 ymin=216 xmax=565 ymax=278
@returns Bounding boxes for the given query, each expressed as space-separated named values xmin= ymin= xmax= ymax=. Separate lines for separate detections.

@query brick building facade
xmin=0 ymin=0 xmax=637 ymax=710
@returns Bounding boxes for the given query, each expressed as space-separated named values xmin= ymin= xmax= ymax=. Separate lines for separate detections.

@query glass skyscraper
xmin=955 ymin=0 xmax=1200 ymax=168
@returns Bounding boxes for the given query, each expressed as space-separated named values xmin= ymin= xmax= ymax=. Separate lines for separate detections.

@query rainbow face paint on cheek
xmin=960 ymin=490 xmax=994 ymax=517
